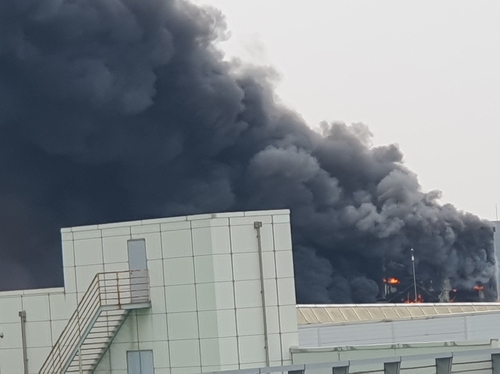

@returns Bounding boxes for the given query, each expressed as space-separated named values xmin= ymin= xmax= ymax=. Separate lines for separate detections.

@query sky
xmin=190 ymin=0 xmax=500 ymax=221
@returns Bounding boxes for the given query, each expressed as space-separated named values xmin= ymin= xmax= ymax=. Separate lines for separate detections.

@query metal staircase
xmin=39 ymin=270 xmax=151 ymax=373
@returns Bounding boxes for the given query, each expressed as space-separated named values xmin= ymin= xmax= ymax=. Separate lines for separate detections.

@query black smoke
xmin=0 ymin=0 xmax=496 ymax=302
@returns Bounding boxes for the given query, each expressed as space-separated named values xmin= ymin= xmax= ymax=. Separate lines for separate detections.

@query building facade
xmin=0 ymin=210 xmax=298 ymax=373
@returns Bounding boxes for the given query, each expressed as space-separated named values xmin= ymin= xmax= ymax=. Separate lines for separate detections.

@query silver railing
xmin=39 ymin=270 xmax=150 ymax=374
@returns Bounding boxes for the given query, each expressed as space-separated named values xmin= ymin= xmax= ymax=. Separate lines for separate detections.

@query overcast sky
xmin=190 ymin=0 xmax=500 ymax=221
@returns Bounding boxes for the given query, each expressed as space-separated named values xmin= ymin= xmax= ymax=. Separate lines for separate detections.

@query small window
xmin=127 ymin=350 xmax=154 ymax=374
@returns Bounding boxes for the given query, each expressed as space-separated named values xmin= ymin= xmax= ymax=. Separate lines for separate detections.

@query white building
xmin=0 ymin=210 xmax=297 ymax=373
xmin=1 ymin=209 xmax=500 ymax=374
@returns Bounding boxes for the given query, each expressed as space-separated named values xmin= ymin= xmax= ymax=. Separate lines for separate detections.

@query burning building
xmin=381 ymin=250 xmax=495 ymax=303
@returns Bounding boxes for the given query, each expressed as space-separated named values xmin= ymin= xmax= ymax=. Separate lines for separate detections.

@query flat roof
xmin=61 ymin=209 xmax=290 ymax=232
xmin=297 ymin=303 xmax=500 ymax=325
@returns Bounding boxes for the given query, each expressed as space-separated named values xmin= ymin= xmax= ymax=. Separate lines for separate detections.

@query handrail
xmin=39 ymin=270 xmax=150 ymax=374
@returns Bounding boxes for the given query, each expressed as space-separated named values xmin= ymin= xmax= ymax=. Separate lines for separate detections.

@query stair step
xmin=80 ymin=341 xmax=108 ymax=346
xmin=86 ymin=330 xmax=120 ymax=335
xmin=39 ymin=271 xmax=151 ymax=374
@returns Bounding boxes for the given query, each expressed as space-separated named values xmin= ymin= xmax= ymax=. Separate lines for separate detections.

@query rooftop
xmin=297 ymin=303 xmax=500 ymax=325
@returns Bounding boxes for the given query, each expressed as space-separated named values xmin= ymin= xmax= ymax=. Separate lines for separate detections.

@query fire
xmin=384 ymin=277 xmax=400 ymax=285
xmin=473 ymin=285 xmax=484 ymax=291
xmin=404 ymin=294 xmax=424 ymax=303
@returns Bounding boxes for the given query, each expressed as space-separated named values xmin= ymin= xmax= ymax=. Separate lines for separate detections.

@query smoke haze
xmin=0 ymin=0 xmax=496 ymax=302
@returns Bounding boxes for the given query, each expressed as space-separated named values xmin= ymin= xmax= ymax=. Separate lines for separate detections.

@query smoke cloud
xmin=0 ymin=0 xmax=495 ymax=302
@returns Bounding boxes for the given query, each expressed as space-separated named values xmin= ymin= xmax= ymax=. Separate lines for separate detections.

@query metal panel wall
xmin=299 ymin=311 xmax=500 ymax=348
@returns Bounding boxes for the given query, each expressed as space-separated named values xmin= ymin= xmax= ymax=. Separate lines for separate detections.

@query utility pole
xmin=19 ymin=311 xmax=28 ymax=374
xmin=411 ymin=247 xmax=418 ymax=302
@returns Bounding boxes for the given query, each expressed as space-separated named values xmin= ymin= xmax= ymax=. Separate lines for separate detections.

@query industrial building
xmin=1 ymin=209 xmax=500 ymax=373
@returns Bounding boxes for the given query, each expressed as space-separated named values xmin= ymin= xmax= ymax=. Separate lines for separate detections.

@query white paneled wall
xmin=0 ymin=209 xmax=299 ymax=374
xmin=0 ymin=287 xmax=75 ymax=373
xmin=298 ymin=311 xmax=500 ymax=349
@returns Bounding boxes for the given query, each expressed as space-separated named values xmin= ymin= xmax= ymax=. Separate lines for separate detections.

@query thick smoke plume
xmin=0 ymin=0 xmax=496 ymax=302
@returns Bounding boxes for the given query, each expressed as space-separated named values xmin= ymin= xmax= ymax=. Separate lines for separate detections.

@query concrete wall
xmin=0 ymin=209 xmax=299 ymax=374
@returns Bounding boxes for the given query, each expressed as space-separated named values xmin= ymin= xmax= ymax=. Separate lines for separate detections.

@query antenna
xmin=411 ymin=247 xmax=418 ymax=302
xmin=496 ymin=203 xmax=498 ymax=221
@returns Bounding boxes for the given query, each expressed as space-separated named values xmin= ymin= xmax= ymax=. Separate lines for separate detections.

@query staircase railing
xmin=39 ymin=270 xmax=150 ymax=374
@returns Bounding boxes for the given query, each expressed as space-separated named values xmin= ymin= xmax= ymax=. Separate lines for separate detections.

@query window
xmin=127 ymin=350 xmax=154 ymax=374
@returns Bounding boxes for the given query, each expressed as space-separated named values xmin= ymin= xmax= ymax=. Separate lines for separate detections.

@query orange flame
xmin=384 ymin=277 xmax=400 ymax=285
xmin=473 ymin=285 xmax=484 ymax=291
xmin=404 ymin=294 xmax=424 ymax=303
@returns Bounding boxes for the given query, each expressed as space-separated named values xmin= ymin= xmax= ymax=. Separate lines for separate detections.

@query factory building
xmin=1 ymin=210 xmax=500 ymax=373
